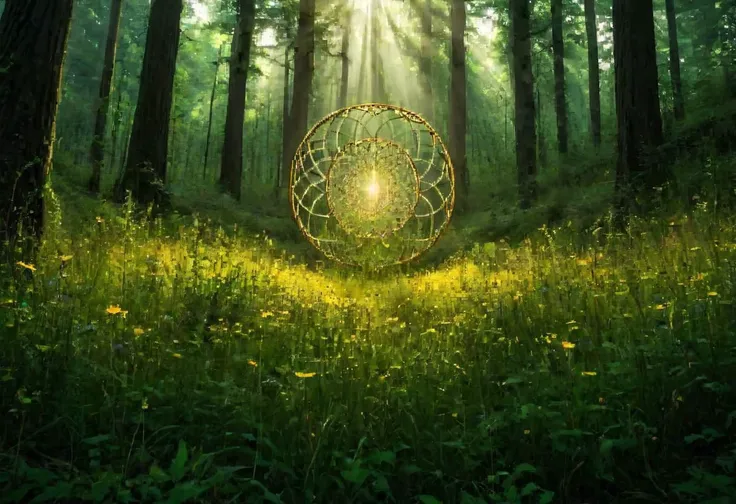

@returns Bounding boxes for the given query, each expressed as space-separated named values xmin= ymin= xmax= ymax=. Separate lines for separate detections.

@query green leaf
xmin=149 ymin=464 xmax=170 ymax=483
xmin=539 ymin=490 xmax=555 ymax=504
xmin=341 ymin=464 xmax=370 ymax=486
xmin=82 ymin=434 xmax=110 ymax=446
xmin=503 ymin=376 xmax=523 ymax=385
xmin=374 ymin=474 xmax=391 ymax=494
xmin=512 ymin=463 xmax=537 ymax=477
xmin=521 ymin=482 xmax=538 ymax=496
xmin=368 ymin=450 xmax=396 ymax=465
xmin=461 ymin=490 xmax=487 ymax=503
xmin=169 ymin=440 xmax=188 ymax=482
xmin=417 ymin=495 xmax=442 ymax=504
xmin=401 ymin=464 xmax=422 ymax=475
xmin=29 ymin=481 xmax=74 ymax=503
xmin=165 ymin=482 xmax=206 ymax=504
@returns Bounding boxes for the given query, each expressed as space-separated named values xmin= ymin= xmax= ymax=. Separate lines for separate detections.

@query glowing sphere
xmin=290 ymin=104 xmax=455 ymax=267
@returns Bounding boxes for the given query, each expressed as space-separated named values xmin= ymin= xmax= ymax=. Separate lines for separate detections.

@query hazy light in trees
xmin=188 ymin=0 xmax=209 ymax=23
xmin=258 ymin=27 xmax=278 ymax=47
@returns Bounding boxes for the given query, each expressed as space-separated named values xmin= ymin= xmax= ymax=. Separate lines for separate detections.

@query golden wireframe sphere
xmin=290 ymin=103 xmax=455 ymax=267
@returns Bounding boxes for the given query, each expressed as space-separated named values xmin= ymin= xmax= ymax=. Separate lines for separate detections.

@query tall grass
xmin=0 ymin=186 xmax=735 ymax=503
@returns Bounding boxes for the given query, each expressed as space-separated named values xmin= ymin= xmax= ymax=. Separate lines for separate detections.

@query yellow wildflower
xmin=16 ymin=261 xmax=36 ymax=272
xmin=707 ymin=291 xmax=719 ymax=297
xmin=247 ymin=360 xmax=258 ymax=367
xmin=562 ymin=341 xmax=576 ymax=350
xmin=295 ymin=371 xmax=317 ymax=378
xmin=582 ymin=371 xmax=597 ymax=377
xmin=172 ymin=353 xmax=182 ymax=359
xmin=133 ymin=327 xmax=145 ymax=337
xmin=106 ymin=305 xmax=127 ymax=316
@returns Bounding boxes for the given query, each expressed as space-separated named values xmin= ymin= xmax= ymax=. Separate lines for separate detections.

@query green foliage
xmin=3 ymin=159 xmax=736 ymax=502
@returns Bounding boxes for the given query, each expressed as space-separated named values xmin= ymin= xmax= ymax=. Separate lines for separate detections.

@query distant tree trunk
xmin=665 ymin=0 xmax=685 ymax=120
xmin=114 ymin=0 xmax=182 ymax=207
xmin=88 ymin=0 xmax=123 ymax=194
xmin=612 ymin=0 xmax=665 ymax=223
xmin=510 ymin=0 xmax=537 ymax=209
xmin=109 ymin=68 xmax=126 ymax=178
xmin=265 ymin=95 xmax=272 ymax=184
xmin=219 ymin=0 xmax=256 ymax=201
xmin=285 ymin=0 xmax=315 ymax=191
xmin=537 ymin=87 xmax=547 ymax=168
xmin=357 ymin=20 xmax=369 ymax=101
xmin=169 ymin=97 xmax=177 ymax=180
xmin=0 ymin=0 xmax=73 ymax=247
xmin=203 ymin=46 xmax=222 ymax=181
xmin=371 ymin=0 xmax=387 ymax=102
xmin=278 ymin=45 xmax=293 ymax=191
xmin=551 ymin=0 xmax=568 ymax=154
xmin=420 ymin=0 xmax=434 ymax=121
xmin=449 ymin=0 xmax=468 ymax=212
xmin=249 ymin=108 xmax=259 ymax=184
xmin=584 ymin=0 xmax=601 ymax=147
xmin=702 ymin=0 xmax=720 ymax=58
xmin=338 ymin=3 xmax=351 ymax=108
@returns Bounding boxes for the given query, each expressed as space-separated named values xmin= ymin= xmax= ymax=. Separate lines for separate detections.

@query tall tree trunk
xmin=109 ymin=68 xmax=126 ymax=179
xmin=285 ymin=0 xmax=316 ymax=193
xmin=357 ymin=20 xmax=369 ymax=102
xmin=338 ymin=3 xmax=352 ymax=108
xmin=510 ymin=0 xmax=537 ymax=209
xmin=265 ymin=95 xmax=272 ymax=184
xmin=371 ymin=0 xmax=388 ymax=102
xmin=551 ymin=0 xmax=568 ymax=154
xmin=537 ymin=87 xmax=547 ymax=168
xmin=449 ymin=0 xmax=468 ymax=212
xmin=584 ymin=0 xmax=601 ymax=147
xmin=203 ymin=46 xmax=222 ymax=181
xmin=279 ymin=45 xmax=293 ymax=191
xmin=114 ymin=0 xmax=182 ymax=207
xmin=88 ymin=0 xmax=123 ymax=194
xmin=249 ymin=108 xmax=259 ymax=184
xmin=219 ymin=0 xmax=256 ymax=201
xmin=612 ymin=0 xmax=665 ymax=223
xmin=665 ymin=0 xmax=685 ymax=120
xmin=420 ymin=0 xmax=434 ymax=121
xmin=0 ymin=0 xmax=73 ymax=247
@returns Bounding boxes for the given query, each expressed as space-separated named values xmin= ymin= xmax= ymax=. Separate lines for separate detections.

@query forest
xmin=1 ymin=0 xmax=736 ymax=502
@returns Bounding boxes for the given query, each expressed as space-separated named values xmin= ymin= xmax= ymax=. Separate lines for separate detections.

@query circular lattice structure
xmin=290 ymin=103 xmax=455 ymax=267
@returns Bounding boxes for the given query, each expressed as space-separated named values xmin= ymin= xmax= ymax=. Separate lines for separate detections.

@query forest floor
xmin=1 ymin=152 xmax=736 ymax=503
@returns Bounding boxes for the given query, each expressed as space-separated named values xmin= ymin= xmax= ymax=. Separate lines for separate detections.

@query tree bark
xmin=371 ymin=0 xmax=388 ymax=102
xmin=612 ymin=0 xmax=665 ymax=222
xmin=114 ymin=0 xmax=182 ymax=208
xmin=338 ymin=2 xmax=352 ymax=108
xmin=420 ymin=0 xmax=434 ymax=122
xmin=88 ymin=0 xmax=123 ymax=194
xmin=665 ymin=0 xmax=685 ymax=120
xmin=551 ymin=0 xmax=568 ymax=154
xmin=0 ymin=0 xmax=73 ymax=247
xmin=279 ymin=45 xmax=293 ymax=191
xmin=284 ymin=0 xmax=315 ymax=193
xmin=584 ymin=0 xmax=601 ymax=147
xmin=449 ymin=0 xmax=468 ymax=212
xmin=219 ymin=0 xmax=256 ymax=201
xmin=510 ymin=0 xmax=537 ymax=209
xmin=203 ymin=45 xmax=222 ymax=181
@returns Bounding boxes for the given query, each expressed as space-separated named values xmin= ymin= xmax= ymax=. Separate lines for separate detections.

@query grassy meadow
xmin=1 ymin=164 xmax=736 ymax=503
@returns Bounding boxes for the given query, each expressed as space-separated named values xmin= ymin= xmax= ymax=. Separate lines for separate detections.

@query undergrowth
xmin=1 ymin=175 xmax=736 ymax=502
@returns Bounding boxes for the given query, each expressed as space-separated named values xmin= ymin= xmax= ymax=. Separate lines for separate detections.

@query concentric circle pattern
xmin=290 ymin=103 xmax=455 ymax=267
